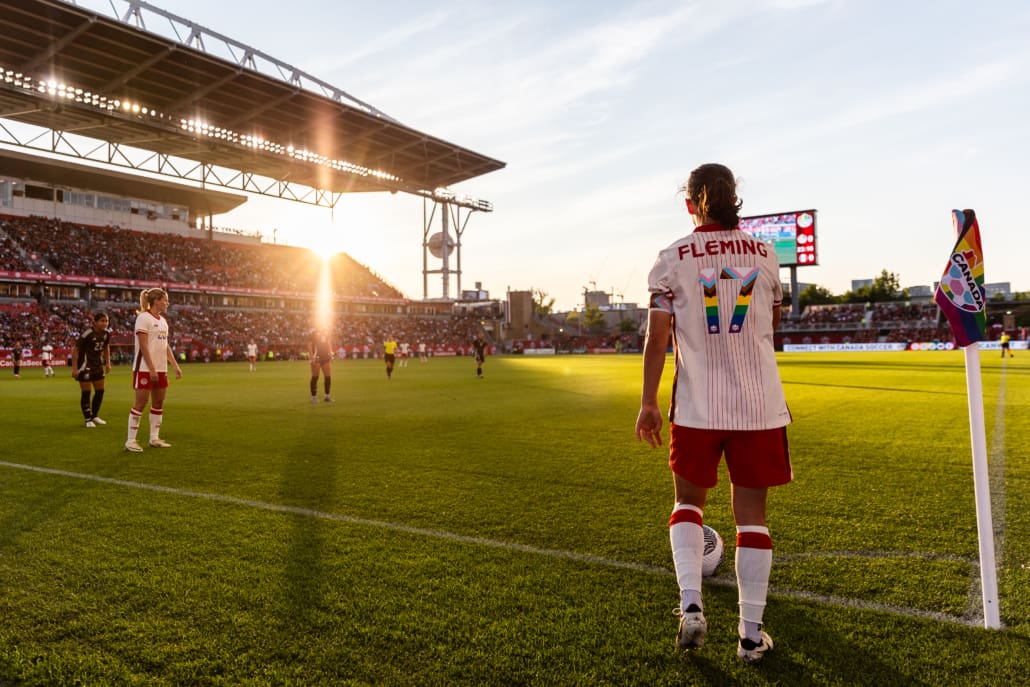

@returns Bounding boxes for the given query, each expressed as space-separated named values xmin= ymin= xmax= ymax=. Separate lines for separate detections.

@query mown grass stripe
xmin=0 ymin=458 xmax=983 ymax=628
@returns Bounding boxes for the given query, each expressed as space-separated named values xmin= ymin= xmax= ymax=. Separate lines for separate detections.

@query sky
xmin=74 ymin=0 xmax=1030 ymax=311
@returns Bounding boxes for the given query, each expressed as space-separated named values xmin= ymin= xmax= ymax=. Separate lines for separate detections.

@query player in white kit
xmin=247 ymin=340 xmax=259 ymax=371
xmin=126 ymin=288 xmax=183 ymax=452
xmin=635 ymin=163 xmax=791 ymax=663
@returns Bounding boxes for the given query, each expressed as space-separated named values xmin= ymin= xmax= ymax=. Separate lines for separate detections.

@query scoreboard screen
xmin=739 ymin=210 xmax=817 ymax=267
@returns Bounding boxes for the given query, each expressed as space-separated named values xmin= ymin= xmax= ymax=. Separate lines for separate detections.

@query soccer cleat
xmin=85 ymin=420 xmax=97 ymax=428
xmin=311 ymin=396 xmax=318 ymax=403
xmin=149 ymin=438 xmax=172 ymax=448
xmin=737 ymin=630 xmax=773 ymax=663
xmin=124 ymin=440 xmax=144 ymax=453
xmin=324 ymin=396 xmax=332 ymax=402
xmin=674 ymin=606 xmax=707 ymax=650
xmin=91 ymin=417 xmax=107 ymax=425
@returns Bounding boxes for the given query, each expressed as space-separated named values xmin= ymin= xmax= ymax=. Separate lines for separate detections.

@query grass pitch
xmin=1 ymin=352 xmax=1028 ymax=685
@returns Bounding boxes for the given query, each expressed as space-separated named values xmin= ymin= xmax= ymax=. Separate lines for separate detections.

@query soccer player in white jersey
xmin=246 ymin=340 xmax=259 ymax=372
xmin=126 ymin=288 xmax=183 ymax=452
xmin=635 ymin=163 xmax=792 ymax=663
xmin=40 ymin=341 xmax=55 ymax=377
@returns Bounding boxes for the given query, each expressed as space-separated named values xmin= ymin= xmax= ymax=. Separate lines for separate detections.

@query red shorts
xmin=669 ymin=424 xmax=792 ymax=489
xmin=133 ymin=371 xmax=169 ymax=390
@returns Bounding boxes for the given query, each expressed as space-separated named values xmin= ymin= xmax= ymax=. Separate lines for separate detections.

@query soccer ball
xmin=702 ymin=525 xmax=724 ymax=577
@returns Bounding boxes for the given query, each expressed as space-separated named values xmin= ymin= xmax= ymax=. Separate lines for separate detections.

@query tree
xmin=619 ymin=317 xmax=639 ymax=334
xmin=842 ymin=269 xmax=906 ymax=304
xmin=583 ymin=304 xmax=607 ymax=333
xmin=532 ymin=289 xmax=555 ymax=317
xmin=868 ymin=269 xmax=906 ymax=302
xmin=799 ymin=284 xmax=838 ymax=310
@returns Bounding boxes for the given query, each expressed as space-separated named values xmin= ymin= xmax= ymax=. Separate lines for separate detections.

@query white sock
xmin=149 ymin=409 xmax=163 ymax=441
xmin=735 ymin=525 xmax=773 ymax=639
xmin=669 ymin=504 xmax=704 ymax=611
xmin=128 ymin=409 xmax=142 ymax=442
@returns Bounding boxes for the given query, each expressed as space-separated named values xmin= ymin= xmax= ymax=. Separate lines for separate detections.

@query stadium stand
xmin=0 ymin=214 xmax=493 ymax=363
xmin=776 ymin=301 xmax=957 ymax=347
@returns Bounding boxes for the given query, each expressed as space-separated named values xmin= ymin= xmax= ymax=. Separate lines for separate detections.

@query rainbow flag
xmin=934 ymin=209 xmax=986 ymax=347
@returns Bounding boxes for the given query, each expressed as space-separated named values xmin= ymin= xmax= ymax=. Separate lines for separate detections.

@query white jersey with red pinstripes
xmin=647 ymin=224 xmax=790 ymax=430
xmin=133 ymin=311 xmax=170 ymax=373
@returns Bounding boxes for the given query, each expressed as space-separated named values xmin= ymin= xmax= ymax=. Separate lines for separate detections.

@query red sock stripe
xmin=668 ymin=508 xmax=702 ymax=528
xmin=736 ymin=531 xmax=773 ymax=550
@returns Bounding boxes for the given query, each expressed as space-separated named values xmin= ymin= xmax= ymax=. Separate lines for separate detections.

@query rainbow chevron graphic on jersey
xmin=720 ymin=267 xmax=759 ymax=333
xmin=699 ymin=268 xmax=720 ymax=333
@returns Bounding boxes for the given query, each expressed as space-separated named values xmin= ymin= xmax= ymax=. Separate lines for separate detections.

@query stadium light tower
xmin=421 ymin=188 xmax=492 ymax=301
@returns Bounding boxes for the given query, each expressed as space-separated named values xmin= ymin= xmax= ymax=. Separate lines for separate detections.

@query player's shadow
xmin=276 ymin=441 xmax=340 ymax=623
xmin=666 ymin=592 xmax=940 ymax=686
xmin=745 ymin=601 xmax=933 ymax=687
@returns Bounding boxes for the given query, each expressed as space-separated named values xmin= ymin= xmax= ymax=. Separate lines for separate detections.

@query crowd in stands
xmin=2 ymin=214 xmax=1013 ymax=358
xmin=551 ymin=333 xmax=638 ymax=353
xmin=775 ymin=301 xmax=962 ymax=346
xmin=0 ymin=300 xmax=488 ymax=361
xmin=0 ymin=214 xmax=489 ymax=359
xmin=782 ymin=302 xmax=940 ymax=331
xmin=0 ymin=226 xmax=37 ymax=272
xmin=794 ymin=303 xmax=866 ymax=325
xmin=0 ymin=301 xmax=91 ymax=350
xmin=0 ymin=215 xmax=403 ymax=299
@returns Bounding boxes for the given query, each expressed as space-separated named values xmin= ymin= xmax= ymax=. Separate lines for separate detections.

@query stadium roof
xmin=0 ymin=148 xmax=246 ymax=216
xmin=0 ymin=0 xmax=505 ymax=200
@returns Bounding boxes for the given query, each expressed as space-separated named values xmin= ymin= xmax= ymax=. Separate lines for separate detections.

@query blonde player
xmin=635 ymin=163 xmax=791 ymax=662
xmin=126 ymin=288 xmax=182 ymax=452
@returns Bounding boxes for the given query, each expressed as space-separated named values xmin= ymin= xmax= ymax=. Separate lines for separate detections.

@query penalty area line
xmin=0 ymin=460 xmax=980 ymax=628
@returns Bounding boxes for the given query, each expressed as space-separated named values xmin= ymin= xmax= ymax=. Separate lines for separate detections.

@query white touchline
xmin=0 ymin=457 xmax=987 ymax=629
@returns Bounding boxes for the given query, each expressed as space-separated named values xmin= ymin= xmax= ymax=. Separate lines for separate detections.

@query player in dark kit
xmin=309 ymin=329 xmax=334 ymax=402
xmin=472 ymin=336 xmax=487 ymax=378
xmin=72 ymin=311 xmax=112 ymax=428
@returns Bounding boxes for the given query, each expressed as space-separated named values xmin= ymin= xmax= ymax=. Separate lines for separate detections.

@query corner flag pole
xmin=935 ymin=208 xmax=999 ymax=629
xmin=962 ymin=342 xmax=1000 ymax=629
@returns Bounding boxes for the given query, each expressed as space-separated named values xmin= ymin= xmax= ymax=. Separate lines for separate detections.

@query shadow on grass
xmin=757 ymin=602 xmax=921 ymax=687
xmin=278 ymin=439 xmax=340 ymax=622
xmin=0 ymin=476 xmax=80 ymax=549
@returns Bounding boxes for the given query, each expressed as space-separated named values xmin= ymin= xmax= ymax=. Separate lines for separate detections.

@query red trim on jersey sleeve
xmin=736 ymin=531 xmax=773 ymax=550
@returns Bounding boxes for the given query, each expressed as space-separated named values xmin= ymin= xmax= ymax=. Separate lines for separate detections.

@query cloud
xmin=822 ymin=58 xmax=1024 ymax=132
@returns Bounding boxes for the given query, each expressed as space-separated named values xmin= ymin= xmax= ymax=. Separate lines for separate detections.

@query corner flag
xmin=935 ymin=208 xmax=999 ymax=630
xmin=934 ymin=209 xmax=986 ymax=347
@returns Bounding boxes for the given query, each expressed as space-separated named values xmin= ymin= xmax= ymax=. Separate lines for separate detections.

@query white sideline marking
xmin=0 ymin=460 xmax=668 ymax=577
xmin=0 ymin=460 xmax=984 ymax=628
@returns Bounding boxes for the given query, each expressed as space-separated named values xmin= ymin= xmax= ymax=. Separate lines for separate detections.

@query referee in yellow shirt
xmin=384 ymin=337 xmax=398 ymax=379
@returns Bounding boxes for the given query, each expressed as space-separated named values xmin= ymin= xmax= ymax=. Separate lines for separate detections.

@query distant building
xmin=907 ymin=285 xmax=933 ymax=301
xmin=985 ymin=282 xmax=1012 ymax=299
xmin=851 ymin=278 xmax=873 ymax=291
xmin=584 ymin=290 xmax=610 ymax=308
xmin=461 ymin=281 xmax=490 ymax=301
